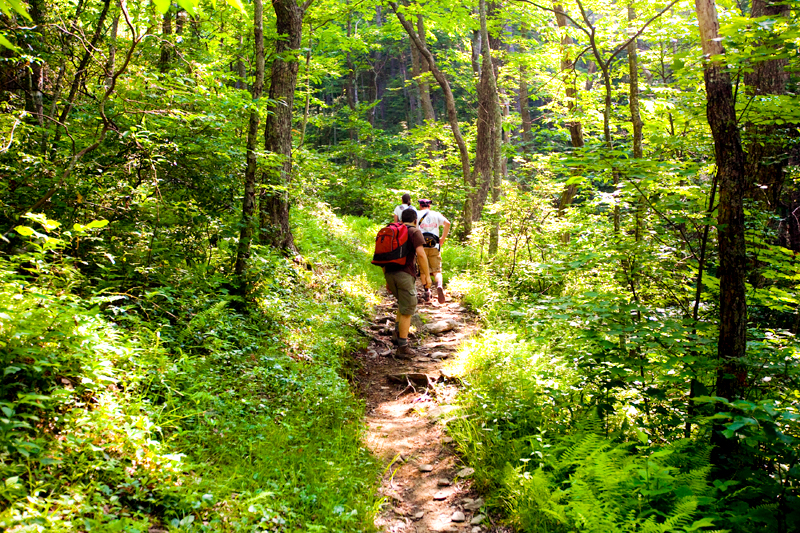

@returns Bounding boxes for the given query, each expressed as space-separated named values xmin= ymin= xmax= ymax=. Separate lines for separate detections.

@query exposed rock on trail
xmin=356 ymin=290 xmax=508 ymax=533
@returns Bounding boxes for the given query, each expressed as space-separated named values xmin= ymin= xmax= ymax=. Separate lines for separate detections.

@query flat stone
xmin=419 ymin=464 xmax=434 ymax=472
xmin=437 ymin=478 xmax=452 ymax=486
xmin=433 ymin=490 xmax=449 ymax=501
xmin=413 ymin=511 xmax=425 ymax=519
xmin=425 ymin=319 xmax=460 ymax=334
xmin=470 ymin=514 xmax=485 ymax=525
xmin=416 ymin=357 xmax=432 ymax=362
xmin=456 ymin=467 xmax=475 ymax=478
xmin=451 ymin=511 xmax=466 ymax=522
xmin=393 ymin=507 xmax=407 ymax=516
xmin=472 ymin=528 xmax=482 ymax=533
xmin=464 ymin=497 xmax=484 ymax=511
xmin=430 ymin=351 xmax=449 ymax=359
xmin=442 ymin=437 xmax=454 ymax=444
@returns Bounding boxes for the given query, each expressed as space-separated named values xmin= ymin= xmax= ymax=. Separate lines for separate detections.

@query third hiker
xmin=393 ymin=193 xmax=417 ymax=223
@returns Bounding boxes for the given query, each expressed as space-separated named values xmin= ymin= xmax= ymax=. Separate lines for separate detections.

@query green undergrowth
xmin=0 ymin=205 xmax=382 ymax=532
xmin=444 ymin=251 xmax=800 ymax=532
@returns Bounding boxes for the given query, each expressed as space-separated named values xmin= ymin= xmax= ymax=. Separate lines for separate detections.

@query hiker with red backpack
xmin=416 ymin=199 xmax=450 ymax=304
xmin=372 ymin=208 xmax=431 ymax=358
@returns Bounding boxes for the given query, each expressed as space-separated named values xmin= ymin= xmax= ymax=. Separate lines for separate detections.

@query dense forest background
xmin=1 ymin=0 xmax=799 ymax=531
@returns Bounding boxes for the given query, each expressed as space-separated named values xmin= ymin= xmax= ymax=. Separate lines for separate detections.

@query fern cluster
xmin=500 ymin=431 xmax=721 ymax=533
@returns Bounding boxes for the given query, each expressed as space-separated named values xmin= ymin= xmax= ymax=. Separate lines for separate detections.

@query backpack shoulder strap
xmin=419 ymin=212 xmax=429 ymax=224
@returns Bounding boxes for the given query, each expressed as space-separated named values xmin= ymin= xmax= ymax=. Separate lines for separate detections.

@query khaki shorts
xmin=385 ymin=271 xmax=417 ymax=316
xmin=425 ymin=247 xmax=442 ymax=274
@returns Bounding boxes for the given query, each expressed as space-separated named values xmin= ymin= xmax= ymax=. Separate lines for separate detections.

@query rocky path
xmin=355 ymin=290 xmax=505 ymax=533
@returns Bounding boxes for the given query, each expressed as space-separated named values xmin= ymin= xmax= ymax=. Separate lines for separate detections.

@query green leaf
xmin=0 ymin=33 xmax=20 ymax=52
xmin=153 ymin=0 xmax=171 ymax=13
xmin=176 ymin=0 xmax=198 ymax=16
xmin=85 ymin=220 xmax=109 ymax=229
xmin=224 ymin=0 xmax=246 ymax=14
xmin=14 ymin=225 xmax=34 ymax=236
xmin=0 ymin=0 xmax=31 ymax=21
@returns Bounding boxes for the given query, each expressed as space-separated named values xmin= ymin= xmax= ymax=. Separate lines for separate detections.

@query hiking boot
xmin=423 ymin=288 xmax=431 ymax=302
xmin=437 ymin=286 xmax=446 ymax=304
xmin=391 ymin=326 xmax=399 ymax=346
xmin=395 ymin=343 xmax=415 ymax=359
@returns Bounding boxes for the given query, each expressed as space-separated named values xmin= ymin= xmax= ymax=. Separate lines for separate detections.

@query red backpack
xmin=372 ymin=222 xmax=410 ymax=267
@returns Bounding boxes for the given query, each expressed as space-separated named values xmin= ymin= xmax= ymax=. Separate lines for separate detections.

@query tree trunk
xmin=486 ymin=0 xmax=503 ymax=256
xmin=105 ymin=14 xmax=120 ymax=88
xmin=53 ymin=0 xmax=112 ymax=147
xmin=390 ymin=2 xmax=472 ymax=236
xmin=235 ymin=0 xmax=265 ymax=277
xmin=554 ymin=3 xmax=585 ymax=215
xmin=24 ymin=0 xmax=45 ymax=127
xmin=743 ymin=0 xmax=790 ymax=209
xmin=159 ymin=8 xmax=173 ymax=73
xmin=416 ymin=15 xmax=435 ymax=123
xmin=694 ymin=0 xmax=748 ymax=467
xmin=259 ymin=0 xmax=310 ymax=251
xmin=519 ymin=64 xmax=533 ymax=148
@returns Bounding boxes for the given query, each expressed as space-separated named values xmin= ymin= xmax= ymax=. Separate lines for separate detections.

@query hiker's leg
xmin=397 ymin=312 xmax=412 ymax=339
xmin=426 ymin=249 xmax=443 ymax=287
xmin=395 ymin=272 xmax=417 ymax=340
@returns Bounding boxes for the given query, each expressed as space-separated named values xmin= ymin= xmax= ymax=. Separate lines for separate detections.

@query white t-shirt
xmin=417 ymin=209 xmax=449 ymax=238
xmin=393 ymin=204 xmax=416 ymax=221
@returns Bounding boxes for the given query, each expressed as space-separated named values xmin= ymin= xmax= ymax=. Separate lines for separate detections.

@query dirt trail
xmin=355 ymin=290 xmax=505 ymax=533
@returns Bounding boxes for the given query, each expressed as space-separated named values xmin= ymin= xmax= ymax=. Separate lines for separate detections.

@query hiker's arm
xmin=393 ymin=214 xmax=399 ymax=223
xmin=440 ymin=221 xmax=451 ymax=245
xmin=416 ymin=245 xmax=431 ymax=288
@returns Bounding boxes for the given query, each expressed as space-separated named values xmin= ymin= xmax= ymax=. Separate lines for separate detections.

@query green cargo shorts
xmin=385 ymin=271 xmax=417 ymax=316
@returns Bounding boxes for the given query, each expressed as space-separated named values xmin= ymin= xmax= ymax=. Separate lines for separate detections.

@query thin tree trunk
xmin=235 ymin=0 xmax=265 ymax=277
xmin=390 ymin=2 xmax=472 ymax=235
xmin=694 ymin=0 xmax=748 ymax=468
xmin=299 ymin=24 xmax=313 ymax=148
xmin=416 ymin=15 xmax=435 ymax=123
xmin=519 ymin=64 xmax=533 ymax=148
xmin=25 ymin=0 xmax=45 ymax=127
xmin=555 ymin=3 xmax=585 ymax=216
xmin=52 ymin=0 xmax=112 ymax=147
xmin=486 ymin=0 xmax=503 ymax=256
xmin=159 ymin=9 xmax=173 ymax=73
xmin=105 ymin=14 xmax=120 ymax=88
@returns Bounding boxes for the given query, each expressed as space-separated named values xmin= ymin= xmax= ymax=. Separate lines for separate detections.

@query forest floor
xmin=355 ymin=288 xmax=509 ymax=533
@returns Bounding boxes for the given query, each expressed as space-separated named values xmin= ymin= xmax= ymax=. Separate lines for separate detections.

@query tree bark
xmin=53 ymin=0 xmax=112 ymax=147
xmin=519 ymin=64 xmax=533 ymax=148
xmin=259 ymin=0 xmax=312 ymax=251
xmin=694 ymin=0 xmax=748 ymax=467
xmin=105 ymin=14 xmax=120 ymax=88
xmin=743 ymin=0 xmax=790 ymax=209
xmin=24 ymin=0 xmax=46 ymax=127
xmin=554 ymin=3 xmax=585 ymax=216
xmin=415 ymin=15 xmax=435 ymax=123
xmin=235 ymin=0 xmax=265 ymax=277
xmin=159 ymin=8 xmax=173 ymax=73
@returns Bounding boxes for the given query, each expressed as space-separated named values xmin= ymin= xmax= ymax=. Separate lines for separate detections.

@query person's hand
xmin=439 ymin=237 xmax=446 ymax=247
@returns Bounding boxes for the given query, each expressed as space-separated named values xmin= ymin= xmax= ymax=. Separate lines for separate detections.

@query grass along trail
xmin=356 ymin=288 xmax=508 ymax=533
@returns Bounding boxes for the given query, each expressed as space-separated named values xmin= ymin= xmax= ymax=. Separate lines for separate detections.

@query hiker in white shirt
xmin=416 ymin=199 xmax=451 ymax=304
xmin=393 ymin=193 xmax=417 ymax=223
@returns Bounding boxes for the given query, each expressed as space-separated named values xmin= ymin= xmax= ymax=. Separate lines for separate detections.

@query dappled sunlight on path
xmin=356 ymin=290 xmax=510 ymax=533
